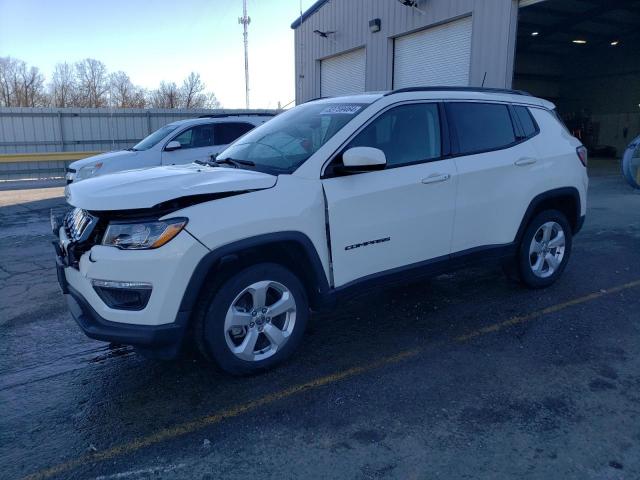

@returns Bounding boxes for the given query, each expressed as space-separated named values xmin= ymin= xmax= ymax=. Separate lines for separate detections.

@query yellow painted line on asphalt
xmin=21 ymin=279 xmax=640 ymax=480
xmin=0 ymin=151 xmax=102 ymax=163
xmin=455 ymin=279 xmax=640 ymax=342
xmin=22 ymin=349 xmax=421 ymax=480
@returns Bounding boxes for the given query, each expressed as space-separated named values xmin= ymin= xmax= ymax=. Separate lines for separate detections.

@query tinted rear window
xmin=448 ymin=102 xmax=516 ymax=155
xmin=214 ymin=122 xmax=254 ymax=145
xmin=513 ymin=106 xmax=537 ymax=138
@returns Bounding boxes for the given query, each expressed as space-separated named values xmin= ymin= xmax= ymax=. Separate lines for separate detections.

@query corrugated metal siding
xmin=393 ymin=16 xmax=473 ymax=88
xmin=0 ymin=108 xmax=275 ymax=154
xmin=321 ymin=48 xmax=366 ymax=97
xmin=293 ymin=0 xmax=519 ymax=103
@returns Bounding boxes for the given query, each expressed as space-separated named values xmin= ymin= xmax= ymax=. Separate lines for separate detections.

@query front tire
xmin=195 ymin=263 xmax=308 ymax=375
xmin=512 ymin=210 xmax=573 ymax=289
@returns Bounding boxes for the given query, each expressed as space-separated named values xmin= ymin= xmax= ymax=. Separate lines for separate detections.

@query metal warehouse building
xmin=292 ymin=0 xmax=640 ymax=157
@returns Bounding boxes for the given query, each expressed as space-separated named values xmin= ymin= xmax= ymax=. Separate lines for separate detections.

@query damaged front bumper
xmin=50 ymin=208 xmax=208 ymax=358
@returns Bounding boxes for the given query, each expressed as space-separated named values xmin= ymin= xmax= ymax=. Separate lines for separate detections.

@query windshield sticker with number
xmin=320 ymin=105 xmax=362 ymax=115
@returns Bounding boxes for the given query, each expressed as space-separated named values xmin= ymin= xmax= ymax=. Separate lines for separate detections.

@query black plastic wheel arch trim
xmin=513 ymin=187 xmax=582 ymax=243
xmin=178 ymin=231 xmax=331 ymax=314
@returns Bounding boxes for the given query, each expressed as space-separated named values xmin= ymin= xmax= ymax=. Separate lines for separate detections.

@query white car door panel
xmin=451 ymin=142 xmax=541 ymax=252
xmin=324 ymin=160 xmax=457 ymax=286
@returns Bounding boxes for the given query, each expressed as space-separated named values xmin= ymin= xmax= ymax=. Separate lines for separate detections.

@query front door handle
xmin=514 ymin=157 xmax=537 ymax=167
xmin=421 ymin=173 xmax=451 ymax=185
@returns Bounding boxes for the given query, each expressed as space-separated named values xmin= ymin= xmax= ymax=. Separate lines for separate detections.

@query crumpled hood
xmin=69 ymin=150 xmax=137 ymax=170
xmin=65 ymin=164 xmax=277 ymax=211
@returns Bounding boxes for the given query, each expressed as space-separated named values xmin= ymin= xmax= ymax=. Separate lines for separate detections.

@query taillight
xmin=576 ymin=146 xmax=588 ymax=167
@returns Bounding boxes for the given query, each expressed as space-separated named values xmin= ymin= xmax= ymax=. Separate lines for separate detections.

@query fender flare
xmin=513 ymin=186 xmax=582 ymax=244
xmin=178 ymin=231 xmax=331 ymax=314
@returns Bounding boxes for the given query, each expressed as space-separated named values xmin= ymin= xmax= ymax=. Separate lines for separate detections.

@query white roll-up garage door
xmin=393 ymin=16 xmax=473 ymax=89
xmin=320 ymin=48 xmax=366 ymax=97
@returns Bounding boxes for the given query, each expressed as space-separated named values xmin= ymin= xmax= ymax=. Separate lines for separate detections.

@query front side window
xmin=172 ymin=124 xmax=215 ymax=149
xmin=346 ymin=103 xmax=441 ymax=167
xmin=214 ymin=122 xmax=254 ymax=145
xmin=216 ymin=102 xmax=370 ymax=173
xmin=448 ymin=102 xmax=516 ymax=155
xmin=132 ymin=124 xmax=179 ymax=151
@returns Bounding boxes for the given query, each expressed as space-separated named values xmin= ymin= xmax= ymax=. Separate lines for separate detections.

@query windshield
xmin=216 ymin=102 xmax=369 ymax=173
xmin=132 ymin=124 xmax=179 ymax=151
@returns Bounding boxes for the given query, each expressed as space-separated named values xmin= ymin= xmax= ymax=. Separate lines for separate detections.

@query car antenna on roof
xmin=481 ymin=72 xmax=487 ymax=87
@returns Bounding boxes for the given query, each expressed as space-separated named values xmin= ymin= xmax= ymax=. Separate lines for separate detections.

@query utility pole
xmin=239 ymin=0 xmax=251 ymax=109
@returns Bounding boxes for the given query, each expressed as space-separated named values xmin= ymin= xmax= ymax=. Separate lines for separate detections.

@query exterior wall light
xmin=369 ymin=18 xmax=381 ymax=33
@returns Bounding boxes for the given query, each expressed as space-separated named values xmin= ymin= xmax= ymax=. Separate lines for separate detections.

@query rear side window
xmin=347 ymin=103 xmax=441 ymax=167
xmin=513 ymin=106 xmax=537 ymax=138
xmin=214 ymin=122 xmax=254 ymax=145
xmin=447 ymin=102 xmax=516 ymax=155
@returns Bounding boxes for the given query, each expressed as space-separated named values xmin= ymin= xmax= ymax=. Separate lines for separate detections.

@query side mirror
xmin=341 ymin=147 xmax=386 ymax=172
xmin=165 ymin=140 xmax=182 ymax=152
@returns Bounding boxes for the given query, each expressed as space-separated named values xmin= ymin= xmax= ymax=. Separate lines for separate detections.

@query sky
xmin=0 ymin=0 xmax=315 ymax=108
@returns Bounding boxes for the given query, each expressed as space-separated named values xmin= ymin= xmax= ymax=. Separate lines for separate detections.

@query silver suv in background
xmin=66 ymin=113 xmax=276 ymax=183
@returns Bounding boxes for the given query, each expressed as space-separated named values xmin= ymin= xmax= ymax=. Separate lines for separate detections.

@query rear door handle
xmin=514 ymin=158 xmax=537 ymax=166
xmin=421 ymin=173 xmax=451 ymax=184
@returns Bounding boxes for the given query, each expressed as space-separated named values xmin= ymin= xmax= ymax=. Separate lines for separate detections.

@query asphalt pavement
xmin=1 ymin=160 xmax=639 ymax=480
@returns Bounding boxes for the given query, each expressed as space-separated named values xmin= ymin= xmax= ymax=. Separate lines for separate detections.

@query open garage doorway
xmin=514 ymin=0 xmax=640 ymax=160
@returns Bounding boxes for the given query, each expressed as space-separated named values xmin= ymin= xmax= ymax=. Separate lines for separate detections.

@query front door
xmin=322 ymin=102 xmax=458 ymax=287
xmin=161 ymin=123 xmax=219 ymax=165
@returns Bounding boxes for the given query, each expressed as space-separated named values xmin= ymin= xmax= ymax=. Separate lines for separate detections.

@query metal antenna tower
xmin=238 ymin=0 xmax=251 ymax=108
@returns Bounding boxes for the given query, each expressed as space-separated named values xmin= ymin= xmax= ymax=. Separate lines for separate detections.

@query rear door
xmin=213 ymin=122 xmax=255 ymax=150
xmin=322 ymin=102 xmax=458 ymax=287
xmin=447 ymin=102 xmax=541 ymax=253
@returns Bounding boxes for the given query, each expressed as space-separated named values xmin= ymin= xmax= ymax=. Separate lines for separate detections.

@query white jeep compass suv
xmin=53 ymin=87 xmax=588 ymax=375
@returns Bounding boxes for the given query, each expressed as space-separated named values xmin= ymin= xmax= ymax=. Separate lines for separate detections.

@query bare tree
xmin=150 ymin=81 xmax=181 ymax=108
xmin=0 ymin=57 xmax=47 ymax=106
xmin=2 ymin=55 xmax=222 ymax=109
xmin=0 ymin=57 xmax=17 ymax=106
xmin=109 ymin=71 xmax=144 ymax=108
xmin=128 ymin=86 xmax=148 ymax=108
xmin=49 ymin=62 xmax=76 ymax=107
xmin=181 ymin=72 xmax=206 ymax=108
xmin=203 ymin=91 xmax=221 ymax=109
xmin=75 ymin=58 xmax=108 ymax=107
xmin=17 ymin=64 xmax=46 ymax=106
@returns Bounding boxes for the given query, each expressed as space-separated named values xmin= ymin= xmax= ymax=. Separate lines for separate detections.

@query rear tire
xmin=510 ymin=210 xmax=573 ymax=289
xmin=194 ymin=263 xmax=308 ymax=375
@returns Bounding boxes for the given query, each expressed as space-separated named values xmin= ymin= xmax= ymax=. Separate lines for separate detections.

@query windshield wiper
xmin=212 ymin=157 xmax=256 ymax=168
xmin=194 ymin=155 xmax=255 ymax=169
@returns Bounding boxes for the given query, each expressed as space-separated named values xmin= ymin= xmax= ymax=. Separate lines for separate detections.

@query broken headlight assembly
xmin=101 ymin=218 xmax=188 ymax=250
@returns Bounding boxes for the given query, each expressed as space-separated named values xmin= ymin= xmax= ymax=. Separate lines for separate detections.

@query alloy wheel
xmin=528 ymin=221 xmax=566 ymax=278
xmin=223 ymin=280 xmax=297 ymax=362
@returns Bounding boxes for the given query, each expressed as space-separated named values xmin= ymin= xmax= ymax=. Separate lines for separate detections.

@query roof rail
xmin=197 ymin=112 xmax=278 ymax=119
xmin=385 ymin=86 xmax=532 ymax=97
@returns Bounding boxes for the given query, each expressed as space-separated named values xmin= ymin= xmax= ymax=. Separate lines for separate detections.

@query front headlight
xmin=101 ymin=218 xmax=188 ymax=250
xmin=76 ymin=162 xmax=103 ymax=181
